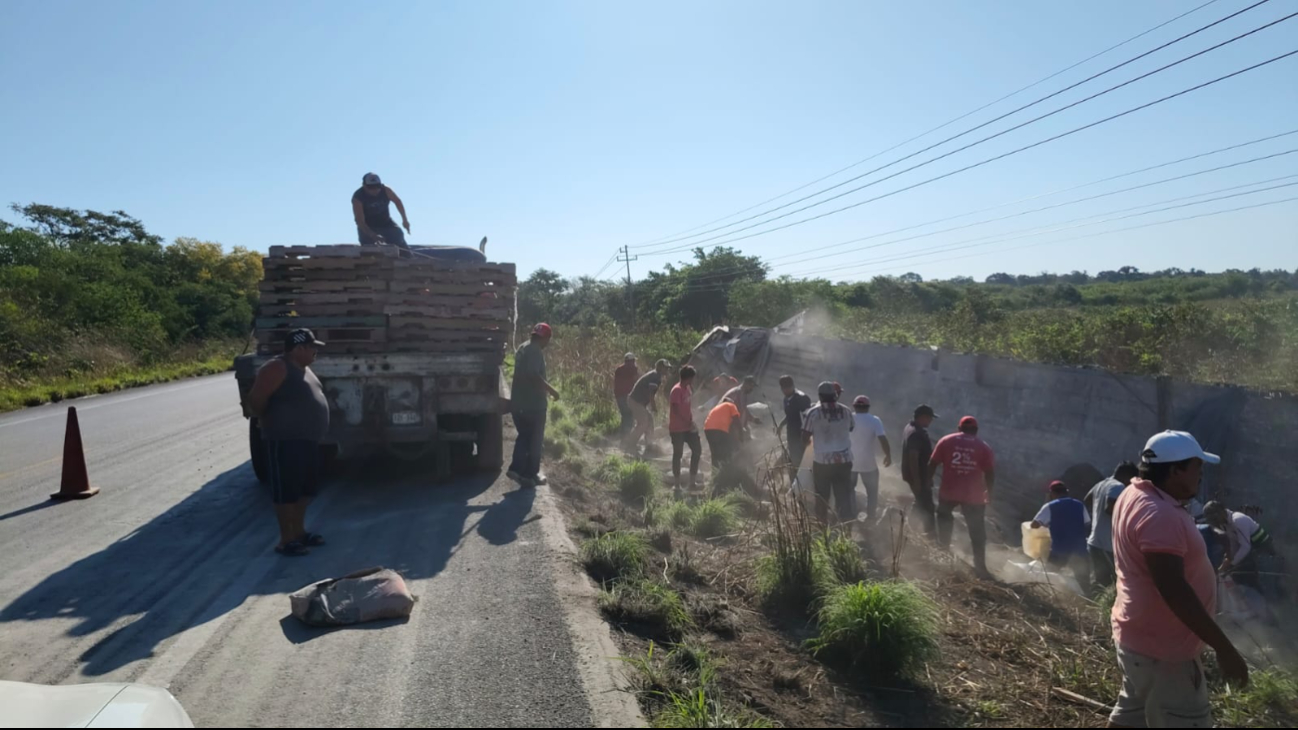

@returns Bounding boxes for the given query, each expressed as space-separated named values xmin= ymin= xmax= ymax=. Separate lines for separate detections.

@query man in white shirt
xmin=849 ymin=395 xmax=892 ymax=521
xmin=803 ymin=381 xmax=855 ymax=532
xmin=1204 ymin=501 xmax=1272 ymax=590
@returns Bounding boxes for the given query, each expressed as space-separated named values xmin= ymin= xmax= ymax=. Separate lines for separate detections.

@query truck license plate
xmin=391 ymin=411 xmax=421 ymax=425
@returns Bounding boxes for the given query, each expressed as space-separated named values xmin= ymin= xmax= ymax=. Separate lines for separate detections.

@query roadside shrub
xmin=596 ymin=454 xmax=627 ymax=481
xmin=1217 ymin=669 xmax=1298 ymax=727
xmin=544 ymin=434 xmax=570 ymax=459
xmin=817 ymin=535 xmax=868 ymax=587
xmin=663 ymin=501 xmax=697 ymax=531
xmin=690 ymin=499 xmax=740 ymax=539
xmin=618 ymin=461 xmax=659 ymax=503
xmin=580 ymin=532 xmax=647 ymax=582
xmin=808 ymin=581 xmax=939 ymax=676
xmin=653 ymin=689 xmax=775 ymax=728
xmin=758 ymin=489 xmax=827 ymax=612
xmin=553 ymin=418 xmax=578 ymax=438
xmin=599 ymin=579 xmax=693 ymax=640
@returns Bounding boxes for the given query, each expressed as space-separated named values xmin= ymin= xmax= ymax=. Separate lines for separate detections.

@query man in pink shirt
xmin=928 ymin=416 xmax=996 ymax=578
xmin=1109 ymin=431 xmax=1248 ymax=728
xmin=668 ymin=366 xmax=701 ymax=492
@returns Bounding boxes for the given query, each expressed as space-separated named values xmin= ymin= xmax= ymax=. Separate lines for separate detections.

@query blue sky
xmin=1 ymin=0 xmax=1294 ymax=282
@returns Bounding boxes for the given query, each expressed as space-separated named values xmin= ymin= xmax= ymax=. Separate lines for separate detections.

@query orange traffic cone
xmin=51 ymin=406 xmax=100 ymax=501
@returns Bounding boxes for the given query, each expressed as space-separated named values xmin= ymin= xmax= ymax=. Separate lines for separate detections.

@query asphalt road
xmin=0 ymin=375 xmax=637 ymax=728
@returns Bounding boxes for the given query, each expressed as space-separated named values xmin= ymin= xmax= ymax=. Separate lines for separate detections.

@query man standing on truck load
xmin=849 ymin=395 xmax=892 ymax=522
xmin=902 ymin=404 xmax=939 ymax=537
xmin=1109 ymin=431 xmax=1248 ymax=727
xmin=624 ymin=359 xmax=670 ymax=456
xmin=352 ymin=172 xmax=412 ymax=249
xmin=508 ymin=323 xmax=560 ymax=488
xmin=1032 ymin=480 xmax=1093 ymax=596
xmin=1084 ymin=461 xmax=1140 ymax=588
xmin=803 ymin=381 xmax=856 ymax=532
xmin=245 ymin=328 xmax=330 ymax=558
xmin=614 ymin=353 xmax=639 ymax=435
xmin=929 ymin=416 xmax=996 ymax=579
xmin=669 ymin=366 xmax=702 ymax=492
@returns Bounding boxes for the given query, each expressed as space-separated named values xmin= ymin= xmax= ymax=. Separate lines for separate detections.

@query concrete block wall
xmin=755 ymin=333 xmax=1297 ymax=546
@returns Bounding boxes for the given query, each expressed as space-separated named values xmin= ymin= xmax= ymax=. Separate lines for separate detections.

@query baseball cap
xmin=286 ymin=328 xmax=326 ymax=348
xmin=531 ymin=323 xmax=553 ymax=338
xmin=655 ymin=358 xmax=671 ymax=370
xmin=914 ymin=404 xmax=939 ymax=418
xmin=1048 ymin=480 xmax=1068 ymax=493
xmin=1141 ymin=430 xmax=1220 ymax=465
xmin=959 ymin=416 xmax=979 ymax=431
xmin=853 ymin=395 xmax=870 ymax=407
xmin=362 ymin=172 xmax=382 ymax=186
xmin=625 ymin=352 xmax=636 ymax=361
xmin=817 ymin=381 xmax=838 ymax=397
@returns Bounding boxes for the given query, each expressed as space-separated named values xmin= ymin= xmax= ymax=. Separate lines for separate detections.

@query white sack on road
xmin=290 ymin=567 xmax=416 ymax=627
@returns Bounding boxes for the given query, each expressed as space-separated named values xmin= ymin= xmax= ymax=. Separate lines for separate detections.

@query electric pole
xmin=618 ymin=245 xmax=638 ymax=331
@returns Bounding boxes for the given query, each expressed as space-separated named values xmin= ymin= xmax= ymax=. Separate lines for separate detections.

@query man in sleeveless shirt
xmin=352 ymin=172 xmax=412 ymax=249
xmin=246 ymin=328 xmax=331 ymax=557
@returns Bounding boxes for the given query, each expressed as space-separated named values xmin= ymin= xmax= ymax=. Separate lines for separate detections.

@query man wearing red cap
xmin=929 ymin=415 xmax=996 ymax=578
xmin=508 ymin=323 xmax=559 ymax=488
xmin=1032 ymin=480 xmax=1093 ymax=595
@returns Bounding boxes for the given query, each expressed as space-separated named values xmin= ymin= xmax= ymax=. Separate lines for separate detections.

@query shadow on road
xmin=0 ymin=500 xmax=58 ymax=523
xmin=0 ymin=454 xmax=528 ymax=676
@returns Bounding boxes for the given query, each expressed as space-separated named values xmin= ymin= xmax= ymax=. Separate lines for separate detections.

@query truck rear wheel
xmin=249 ymin=419 xmax=269 ymax=484
xmin=477 ymin=413 xmax=504 ymax=472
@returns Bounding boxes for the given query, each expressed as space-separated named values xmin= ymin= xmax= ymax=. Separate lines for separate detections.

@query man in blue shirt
xmin=1032 ymin=480 xmax=1093 ymax=596
xmin=1083 ymin=461 xmax=1139 ymax=588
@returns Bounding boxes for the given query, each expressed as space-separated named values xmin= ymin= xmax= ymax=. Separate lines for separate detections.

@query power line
xmin=821 ymin=194 xmax=1298 ymax=281
xmin=627 ymin=0 xmax=1228 ymax=248
xmin=680 ymin=144 xmax=1298 ymax=284
xmin=591 ymin=253 xmax=619 ymax=280
xmin=644 ymin=44 xmax=1298 ymax=257
xmin=783 ymin=178 xmax=1298 ymax=279
xmin=631 ymin=0 xmax=1276 ymax=251
xmin=672 ymin=191 xmax=1298 ymax=293
xmin=688 ymin=148 xmax=1297 ymax=281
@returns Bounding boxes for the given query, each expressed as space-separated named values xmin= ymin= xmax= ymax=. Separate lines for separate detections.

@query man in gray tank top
xmin=351 ymin=172 xmax=411 ymax=249
xmin=246 ymin=328 xmax=331 ymax=556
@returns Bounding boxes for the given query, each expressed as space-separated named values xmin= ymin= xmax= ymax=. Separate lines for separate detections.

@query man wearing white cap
xmin=1109 ymin=431 xmax=1248 ymax=728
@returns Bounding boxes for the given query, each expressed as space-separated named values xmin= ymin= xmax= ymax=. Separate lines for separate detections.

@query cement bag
xmin=290 ymin=567 xmax=415 ymax=627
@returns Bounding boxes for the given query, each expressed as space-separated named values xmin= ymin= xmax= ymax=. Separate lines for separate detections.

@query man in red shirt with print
xmin=929 ymin=415 xmax=996 ymax=579
xmin=669 ymin=366 xmax=702 ymax=492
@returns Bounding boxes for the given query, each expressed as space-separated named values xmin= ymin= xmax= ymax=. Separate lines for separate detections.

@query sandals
xmin=275 ymin=541 xmax=310 ymax=557
xmin=301 ymin=532 xmax=326 ymax=547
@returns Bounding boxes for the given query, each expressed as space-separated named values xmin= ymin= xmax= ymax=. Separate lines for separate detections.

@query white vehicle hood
xmin=0 ymin=680 xmax=194 ymax=728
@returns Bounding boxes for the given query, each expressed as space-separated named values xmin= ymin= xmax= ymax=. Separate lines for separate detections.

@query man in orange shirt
xmin=704 ymin=399 xmax=743 ymax=470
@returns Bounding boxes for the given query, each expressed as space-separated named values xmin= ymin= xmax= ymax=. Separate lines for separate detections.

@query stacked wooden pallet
xmin=255 ymin=245 xmax=516 ymax=357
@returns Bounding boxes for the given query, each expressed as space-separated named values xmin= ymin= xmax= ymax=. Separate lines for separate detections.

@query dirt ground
xmin=547 ymin=423 xmax=1296 ymax=728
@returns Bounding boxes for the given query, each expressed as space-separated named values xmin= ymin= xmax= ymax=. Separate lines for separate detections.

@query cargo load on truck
xmin=235 ymin=244 xmax=516 ymax=481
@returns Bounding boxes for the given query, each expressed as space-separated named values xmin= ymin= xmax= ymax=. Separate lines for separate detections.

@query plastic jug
xmin=1022 ymin=521 xmax=1052 ymax=562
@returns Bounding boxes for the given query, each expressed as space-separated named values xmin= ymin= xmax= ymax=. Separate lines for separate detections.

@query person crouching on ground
xmin=669 ymin=366 xmax=702 ymax=492
xmin=624 ymin=359 xmax=670 ymax=456
xmin=508 ymin=323 xmax=560 ymax=488
xmin=803 ymin=381 xmax=855 ymax=533
xmin=245 ymin=328 xmax=331 ymax=557
xmin=1032 ymin=480 xmax=1093 ymax=595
